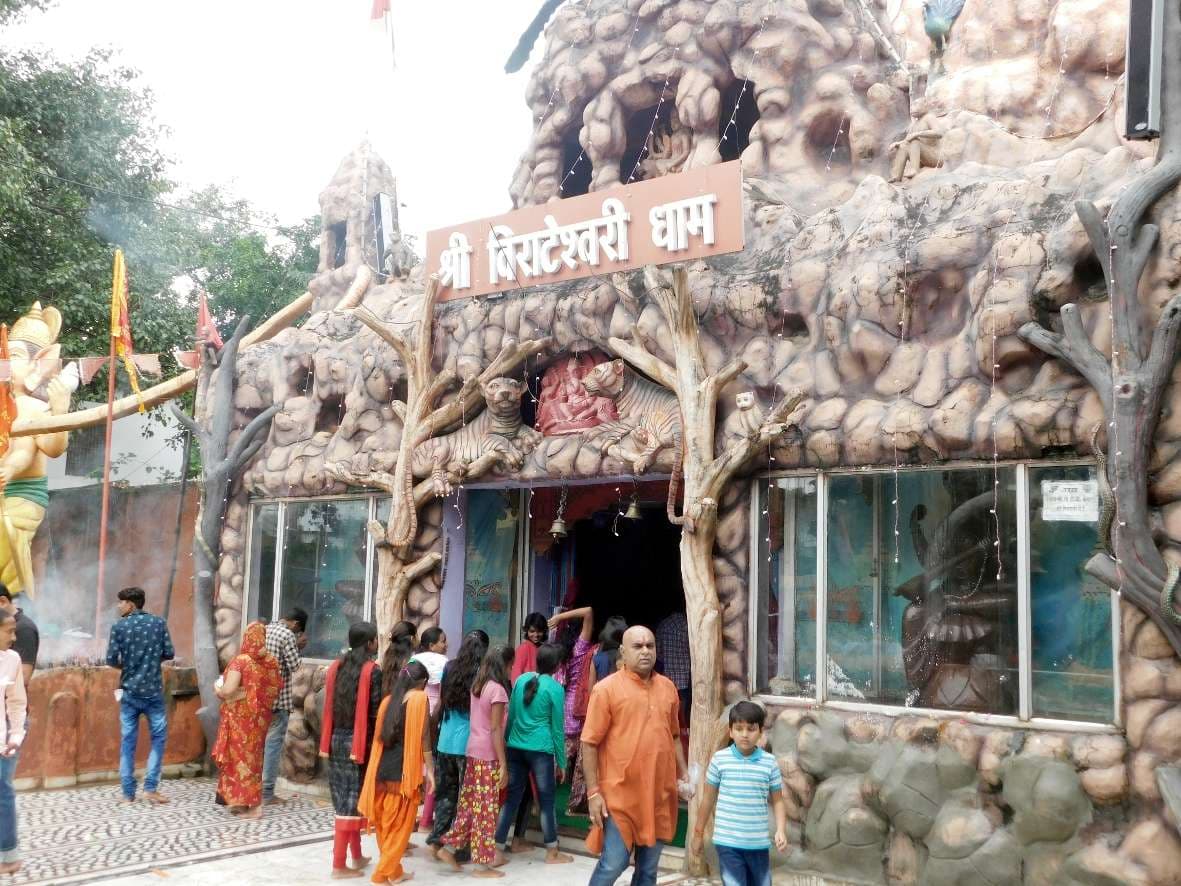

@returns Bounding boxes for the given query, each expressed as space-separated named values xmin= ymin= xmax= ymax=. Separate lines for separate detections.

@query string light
xmin=698 ymin=5 xmax=772 ymax=167
xmin=556 ymin=6 xmax=647 ymax=195
xmin=626 ymin=47 xmax=682 ymax=186
xmin=824 ymin=116 xmax=848 ymax=173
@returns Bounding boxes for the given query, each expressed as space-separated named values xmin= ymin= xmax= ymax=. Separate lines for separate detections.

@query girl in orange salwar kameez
xmin=359 ymin=660 xmax=434 ymax=884
xmin=212 ymin=622 xmax=281 ymax=818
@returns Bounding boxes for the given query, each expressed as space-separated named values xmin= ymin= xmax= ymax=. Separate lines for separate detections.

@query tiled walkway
xmin=8 ymin=777 xmax=334 ymax=884
xmin=8 ymin=776 xmax=724 ymax=885
xmin=101 ymin=838 xmax=718 ymax=885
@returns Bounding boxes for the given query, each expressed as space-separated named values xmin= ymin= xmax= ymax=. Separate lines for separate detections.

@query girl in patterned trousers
xmin=438 ymin=645 xmax=513 ymax=878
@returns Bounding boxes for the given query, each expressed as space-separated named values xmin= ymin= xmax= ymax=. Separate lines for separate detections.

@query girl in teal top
xmin=494 ymin=644 xmax=572 ymax=864
xmin=426 ymin=629 xmax=488 ymax=858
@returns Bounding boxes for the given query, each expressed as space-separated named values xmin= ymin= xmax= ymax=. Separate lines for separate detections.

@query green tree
xmin=0 ymin=45 xmax=178 ymax=362
xmin=147 ymin=186 xmax=320 ymax=341
xmin=0 ymin=38 xmax=318 ymax=385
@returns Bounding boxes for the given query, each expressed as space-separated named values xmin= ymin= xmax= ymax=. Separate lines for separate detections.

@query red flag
xmin=196 ymin=291 xmax=224 ymax=350
xmin=370 ymin=0 xmax=395 ymax=69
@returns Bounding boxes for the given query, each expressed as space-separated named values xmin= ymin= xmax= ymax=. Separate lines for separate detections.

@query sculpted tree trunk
xmin=609 ymin=266 xmax=803 ymax=875
xmin=170 ymin=316 xmax=280 ymax=752
xmin=1018 ymin=0 xmax=1181 ymax=653
xmin=335 ymin=276 xmax=548 ymax=639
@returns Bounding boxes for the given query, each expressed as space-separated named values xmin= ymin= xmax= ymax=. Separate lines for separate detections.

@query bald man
xmin=581 ymin=626 xmax=690 ymax=886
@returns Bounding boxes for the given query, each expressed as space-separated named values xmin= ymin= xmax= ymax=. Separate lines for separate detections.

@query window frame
xmin=748 ymin=458 xmax=1122 ymax=734
xmin=243 ymin=492 xmax=387 ymax=664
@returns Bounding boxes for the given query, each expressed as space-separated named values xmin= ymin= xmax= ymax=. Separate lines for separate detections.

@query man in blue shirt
xmin=106 ymin=586 xmax=175 ymax=805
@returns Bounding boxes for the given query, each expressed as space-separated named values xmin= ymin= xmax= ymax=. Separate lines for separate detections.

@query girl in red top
xmin=510 ymin=612 xmax=549 ymax=683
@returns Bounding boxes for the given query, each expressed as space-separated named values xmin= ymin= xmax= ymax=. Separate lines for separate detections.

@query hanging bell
xmin=549 ymin=516 xmax=568 ymax=539
xmin=624 ymin=499 xmax=643 ymax=520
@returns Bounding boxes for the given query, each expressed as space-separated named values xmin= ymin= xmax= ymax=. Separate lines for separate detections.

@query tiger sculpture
xmin=581 ymin=357 xmax=698 ymax=528
xmin=582 ymin=358 xmax=682 ymax=475
xmin=410 ymin=376 xmax=541 ymax=485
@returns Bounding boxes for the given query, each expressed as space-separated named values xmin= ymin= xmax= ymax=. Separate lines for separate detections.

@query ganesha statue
xmin=0 ymin=302 xmax=76 ymax=598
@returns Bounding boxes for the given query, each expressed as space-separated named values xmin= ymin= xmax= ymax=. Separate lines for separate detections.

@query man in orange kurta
xmin=582 ymin=626 xmax=689 ymax=886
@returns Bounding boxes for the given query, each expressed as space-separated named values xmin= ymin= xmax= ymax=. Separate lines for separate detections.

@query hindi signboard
xmin=1042 ymin=480 xmax=1100 ymax=522
xmin=425 ymin=161 xmax=744 ymax=302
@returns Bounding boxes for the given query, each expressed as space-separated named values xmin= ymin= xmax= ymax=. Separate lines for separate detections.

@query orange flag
xmin=110 ymin=249 xmax=145 ymax=412
xmin=0 ymin=325 xmax=17 ymax=456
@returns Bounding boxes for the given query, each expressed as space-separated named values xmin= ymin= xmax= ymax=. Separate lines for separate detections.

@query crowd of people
xmin=0 ymin=589 xmax=791 ymax=886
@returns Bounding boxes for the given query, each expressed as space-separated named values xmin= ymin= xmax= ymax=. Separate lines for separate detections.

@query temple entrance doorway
xmin=526 ymin=480 xmax=685 ymax=644
xmin=520 ymin=478 xmax=690 ymax=845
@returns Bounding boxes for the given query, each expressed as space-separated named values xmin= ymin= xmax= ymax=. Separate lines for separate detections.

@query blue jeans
xmin=0 ymin=752 xmax=17 ymax=863
xmin=119 ymin=693 xmax=168 ymax=800
xmin=494 ymin=747 xmax=558 ymax=848
xmin=261 ymin=709 xmax=289 ymax=800
xmin=716 ymin=845 xmax=771 ymax=886
xmin=588 ymin=815 xmax=664 ymax=886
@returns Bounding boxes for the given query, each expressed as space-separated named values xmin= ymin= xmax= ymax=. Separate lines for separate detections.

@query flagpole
xmin=95 ymin=313 xmax=118 ymax=638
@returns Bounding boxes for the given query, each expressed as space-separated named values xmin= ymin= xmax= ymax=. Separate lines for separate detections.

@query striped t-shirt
xmin=706 ymin=744 xmax=783 ymax=850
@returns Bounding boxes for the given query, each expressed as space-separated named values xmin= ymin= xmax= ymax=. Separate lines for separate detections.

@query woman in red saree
xmin=213 ymin=621 xmax=282 ymax=818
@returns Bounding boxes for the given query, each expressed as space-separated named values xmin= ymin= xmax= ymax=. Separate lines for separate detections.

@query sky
xmin=2 ymin=0 xmax=542 ymax=243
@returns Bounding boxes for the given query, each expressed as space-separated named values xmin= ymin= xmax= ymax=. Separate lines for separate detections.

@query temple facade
xmin=213 ymin=1 xmax=1181 ymax=882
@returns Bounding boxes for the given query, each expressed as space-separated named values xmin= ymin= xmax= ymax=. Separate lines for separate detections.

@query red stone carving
xmin=534 ymin=352 xmax=619 ymax=436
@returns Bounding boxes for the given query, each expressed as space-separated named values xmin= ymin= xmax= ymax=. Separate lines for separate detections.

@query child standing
xmin=510 ymin=613 xmax=548 ymax=682
xmin=494 ymin=643 xmax=572 ymax=865
xmin=547 ymin=605 xmax=595 ymax=814
xmin=359 ymin=660 xmax=435 ymax=884
xmin=691 ymin=701 xmax=788 ymax=886
xmin=438 ymin=645 xmax=514 ymax=878
xmin=320 ymin=622 xmax=383 ymax=879
xmin=426 ymin=630 xmax=488 ymax=859
xmin=410 ymin=627 xmax=449 ymax=831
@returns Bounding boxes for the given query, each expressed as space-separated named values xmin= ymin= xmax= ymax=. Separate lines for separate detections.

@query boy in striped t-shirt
xmin=691 ymin=701 xmax=788 ymax=886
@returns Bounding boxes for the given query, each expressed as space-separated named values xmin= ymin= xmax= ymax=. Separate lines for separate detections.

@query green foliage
xmin=0 ymin=0 xmax=49 ymax=26
xmin=0 ymin=40 xmax=318 ymax=383
xmin=0 ymin=18 xmax=321 ymax=477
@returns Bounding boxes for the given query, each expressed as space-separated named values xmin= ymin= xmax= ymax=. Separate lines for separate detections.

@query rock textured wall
xmin=209 ymin=0 xmax=1181 ymax=877
xmin=768 ymin=709 xmax=1173 ymax=885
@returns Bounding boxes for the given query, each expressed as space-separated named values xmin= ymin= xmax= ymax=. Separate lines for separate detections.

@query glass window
xmin=825 ymin=468 xmax=1019 ymax=714
xmin=247 ymin=503 xmax=279 ymax=623
xmin=463 ymin=490 xmax=521 ymax=647
xmin=755 ymin=477 xmax=818 ymax=697
xmin=279 ymin=499 xmax=370 ymax=659
xmin=1029 ymin=465 xmax=1114 ymax=722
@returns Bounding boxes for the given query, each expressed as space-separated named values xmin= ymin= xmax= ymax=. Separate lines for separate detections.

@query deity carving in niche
xmin=0 ymin=303 xmax=77 ymax=598
xmin=534 ymin=352 xmax=619 ymax=436
xmin=637 ymin=109 xmax=693 ymax=181
xmin=895 ymin=477 xmax=1018 ymax=712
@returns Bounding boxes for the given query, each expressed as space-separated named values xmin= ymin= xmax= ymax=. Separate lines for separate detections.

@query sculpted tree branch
xmin=348 ymin=276 xmax=550 ymax=634
xmin=1017 ymin=1 xmax=1181 ymax=654
xmin=609 ymin=265 xmax=803 ymax=875
xmin=180 ymin=314 xmax=280 ymax=753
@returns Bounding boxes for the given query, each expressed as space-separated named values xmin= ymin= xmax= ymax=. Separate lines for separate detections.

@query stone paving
xmin=100 ymin=837 xmax=719 ymax=885
xmin=8 ymin=777 xmax=334 ymax=884
xmin=8 ymin=776 xmax=726 ymax=885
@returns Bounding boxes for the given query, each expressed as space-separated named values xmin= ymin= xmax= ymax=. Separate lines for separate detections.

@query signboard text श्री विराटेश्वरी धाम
xmin=425 ymin=160 xmax=745 ymax=301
